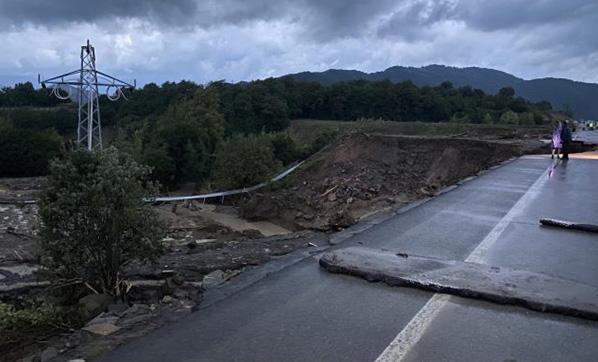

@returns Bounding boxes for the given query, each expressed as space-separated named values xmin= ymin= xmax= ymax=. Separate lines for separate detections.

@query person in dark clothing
xmin=560 ymin=120 xmax=573 ymax=160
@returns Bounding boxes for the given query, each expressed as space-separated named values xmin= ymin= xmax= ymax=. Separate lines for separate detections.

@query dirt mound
xmin=242 ymin=133 xmax=522 ymax=231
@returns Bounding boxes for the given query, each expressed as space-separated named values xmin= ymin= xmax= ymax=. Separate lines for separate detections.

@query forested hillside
xmin=1 ymin=77 xmax=562 ymax=186
xmin=289 ymin=65 xmax=598 ymax=119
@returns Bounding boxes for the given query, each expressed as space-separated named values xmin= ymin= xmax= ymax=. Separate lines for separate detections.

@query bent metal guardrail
xmin=145 ymin=161 xmax=305 ymax=203
xmin=2 ymin=161 xmax=305 ymax=205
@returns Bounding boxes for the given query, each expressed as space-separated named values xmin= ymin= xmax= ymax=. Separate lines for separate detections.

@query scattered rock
xmin=173 ymin=288 xmax=191 ymax=300
xmin=121 ymin=303 xmax=151 ymax=317
xmin=162 ymin=277 xmax=178 ymax=295
xmin=64 ymin=332 xmax=82 ymax=349
xmin=86 ymin=312 xmax=119 ymax=326
xmin=107 ymin=302 xmax=129 ymax=316
xmin=202 ymin=269 xmax=226 ymax=289
xmin=329 ymin=210 xmax=355 ymax=230
xmin=161 ymin=295 xmax=175 ymax=304
xmin=78 ymin=293 xmax=112 ymax=320
xmin=82 ymin=322 xmax=121 ymax=336
xmin=40 ymin=347 xmax=59 ymax=362
xmin=241 ymin=229 xmax=263 ymax=239
xmin=302 ymin=213 xmax=315 ymax=221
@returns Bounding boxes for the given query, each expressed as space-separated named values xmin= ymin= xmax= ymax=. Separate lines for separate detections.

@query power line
xmin=39 ymin=40 xmax=135 ymax=151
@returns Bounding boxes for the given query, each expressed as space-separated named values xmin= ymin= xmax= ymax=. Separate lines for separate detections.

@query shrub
xmin=0 ymin=303 xmax=75 ymax=332
xmin=212 ymin=134 xmax=281 ymax=189
xmin=39 ymin=147 xmax=164 ymax=295
xmin=0 ymin=128 xmax=64 ymax=177
xmin=307 ymin=130 xmax=338 ymax=155
xmin=499 ymin=110 xmax=519 ymax=125
xmin=269 ymin=133 xmax=300 ymax=165
xmin=0 ymin=302 xmax=80 ymax=353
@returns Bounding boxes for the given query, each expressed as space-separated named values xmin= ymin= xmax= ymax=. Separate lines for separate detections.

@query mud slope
xmin=242 ymin=133 xmax=522 ymax=231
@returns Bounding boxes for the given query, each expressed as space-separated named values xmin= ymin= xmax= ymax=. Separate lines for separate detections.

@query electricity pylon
xmin=39 ymin=40 xmax=135 ymax=151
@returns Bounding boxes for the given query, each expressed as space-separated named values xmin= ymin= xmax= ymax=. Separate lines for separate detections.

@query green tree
xmin=518 ymin=112 xmax=535 ymax=126
xmin=269 ymin=133 xmax=299 ymax=165
xmin=212 ymin=135 xmax=281 ymax=189
xmin=157 ymin=86 xmax=225 ymax=184
xmin=39 ymin=147 xmax=164 ymax=295
xmin=499 ymin=110 xmax=519 ymax=125
xmin=498 ymin=87 xmax=515 ymax=98
xmin=0 ymin=127 xmax=64 ymax=177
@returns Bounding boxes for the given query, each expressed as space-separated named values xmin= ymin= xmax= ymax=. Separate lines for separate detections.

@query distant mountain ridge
xmin=286 ymin=65 xmax=598 ymax=119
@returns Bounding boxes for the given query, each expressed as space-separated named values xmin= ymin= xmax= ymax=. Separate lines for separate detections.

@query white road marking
xmin=375 ymin=164 xmax=550 ymax=362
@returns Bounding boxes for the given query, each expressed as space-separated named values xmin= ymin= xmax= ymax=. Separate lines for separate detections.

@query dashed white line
xmin=375 ymin=164 xmax=550 ymax=362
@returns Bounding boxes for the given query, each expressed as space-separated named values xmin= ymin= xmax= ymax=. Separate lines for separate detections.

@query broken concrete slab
xmin=201 ymin=270 xmax=226 ymax=289
xmin=540 ymin=218 xmax=598 ymax=233
xmin=319 ymin=247 xmax=598 ymax=321
xmin=82 ymin=322 xmax=121 ymax=336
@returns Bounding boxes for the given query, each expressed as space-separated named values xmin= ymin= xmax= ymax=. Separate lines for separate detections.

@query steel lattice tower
xmin=40 ymin=40 xmax=135 ymax=151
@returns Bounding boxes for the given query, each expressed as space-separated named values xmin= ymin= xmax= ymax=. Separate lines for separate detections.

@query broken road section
xmin=540 ymin=218 xmax=598 ymax=233
xmin=319 ymin=247 xmax=598 ymax=321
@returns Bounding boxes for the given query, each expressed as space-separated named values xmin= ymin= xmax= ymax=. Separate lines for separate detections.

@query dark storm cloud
xmin=376 ymin=0 xmax=457 ymax=41
xmin=456 ymin=0 xmax=598 ymax=32
xmin=0 ymin=0 xmax=396 ymax=37
xmin=2 ymin=0 xmax=597 ymax=39
xmin=0 ymin=0 xmax=198 ymax=26
xmin=0 ymin=0 xmax=597 ymax=84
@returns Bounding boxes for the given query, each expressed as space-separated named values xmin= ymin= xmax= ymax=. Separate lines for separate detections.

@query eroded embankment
xmin=242 ymin=133 xmax=524 ymax=231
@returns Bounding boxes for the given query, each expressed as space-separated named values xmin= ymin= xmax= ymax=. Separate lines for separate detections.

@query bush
xmin=39 ymin=147 xmax=164 ymax=295
xmin=307 ymin=130 xmax=338 ymax=155
xmin=0 ymin=303 xmax=75 ymax=333
xmin=212 ymin=134 xmax=281 ymax=189
xmin=0 ymin=128 xmax=64 ymax=177
xmin=0 ymin=107 xmax=75 ymax=134
xmin=499 ymin=110 xmax=519 ymax=125
xmin=0 ymin=301 xmax=81 ymax=353
xmin=269 ymin=133 xmax=300 ymax=165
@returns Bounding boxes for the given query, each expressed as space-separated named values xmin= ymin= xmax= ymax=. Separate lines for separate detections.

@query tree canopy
xmin=0 ymin=77 xmax=560 ymax=182
xmin=39 ymin=147 xmax=163 ymax=295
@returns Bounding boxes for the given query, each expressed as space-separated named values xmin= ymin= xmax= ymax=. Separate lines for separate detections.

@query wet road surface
xmin=99 ymin=154 xmax=598 ymax=362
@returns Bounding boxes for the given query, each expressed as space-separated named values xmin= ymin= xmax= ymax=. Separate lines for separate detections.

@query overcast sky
xmin=1 ymin=0 xmax=597 ymax=86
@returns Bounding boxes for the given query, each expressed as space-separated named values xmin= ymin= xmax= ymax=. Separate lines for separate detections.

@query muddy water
xmin=196 ymin=204 xmax=289 ymax=236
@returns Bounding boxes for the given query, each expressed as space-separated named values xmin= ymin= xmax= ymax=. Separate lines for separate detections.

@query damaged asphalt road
xmin=319 ymin=246 xmax=598 ymax=321
xmin=99 ymin=154 xmax=598 ymax=362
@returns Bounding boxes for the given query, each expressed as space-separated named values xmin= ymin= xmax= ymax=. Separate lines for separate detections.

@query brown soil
xmin=242 ymin=132 xmax=529 ymax=231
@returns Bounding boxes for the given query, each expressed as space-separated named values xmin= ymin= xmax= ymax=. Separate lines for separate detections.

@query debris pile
xmin=242 ymin=133 xmax=523 ymax=230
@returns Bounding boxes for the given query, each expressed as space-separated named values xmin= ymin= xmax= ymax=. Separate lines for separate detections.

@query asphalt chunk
xmin=320 ymin=246 xmax=598 ymax=321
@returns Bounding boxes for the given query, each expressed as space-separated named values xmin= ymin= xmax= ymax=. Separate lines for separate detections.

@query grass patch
xmin=0 ymin=302 xmax=81 ymax=354
xmin=288 ymin=119 xmax=549 ymax=148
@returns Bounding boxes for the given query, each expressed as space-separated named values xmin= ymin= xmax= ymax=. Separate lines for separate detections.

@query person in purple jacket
xmin=551 ymin=120 xmax=562 ymax=159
